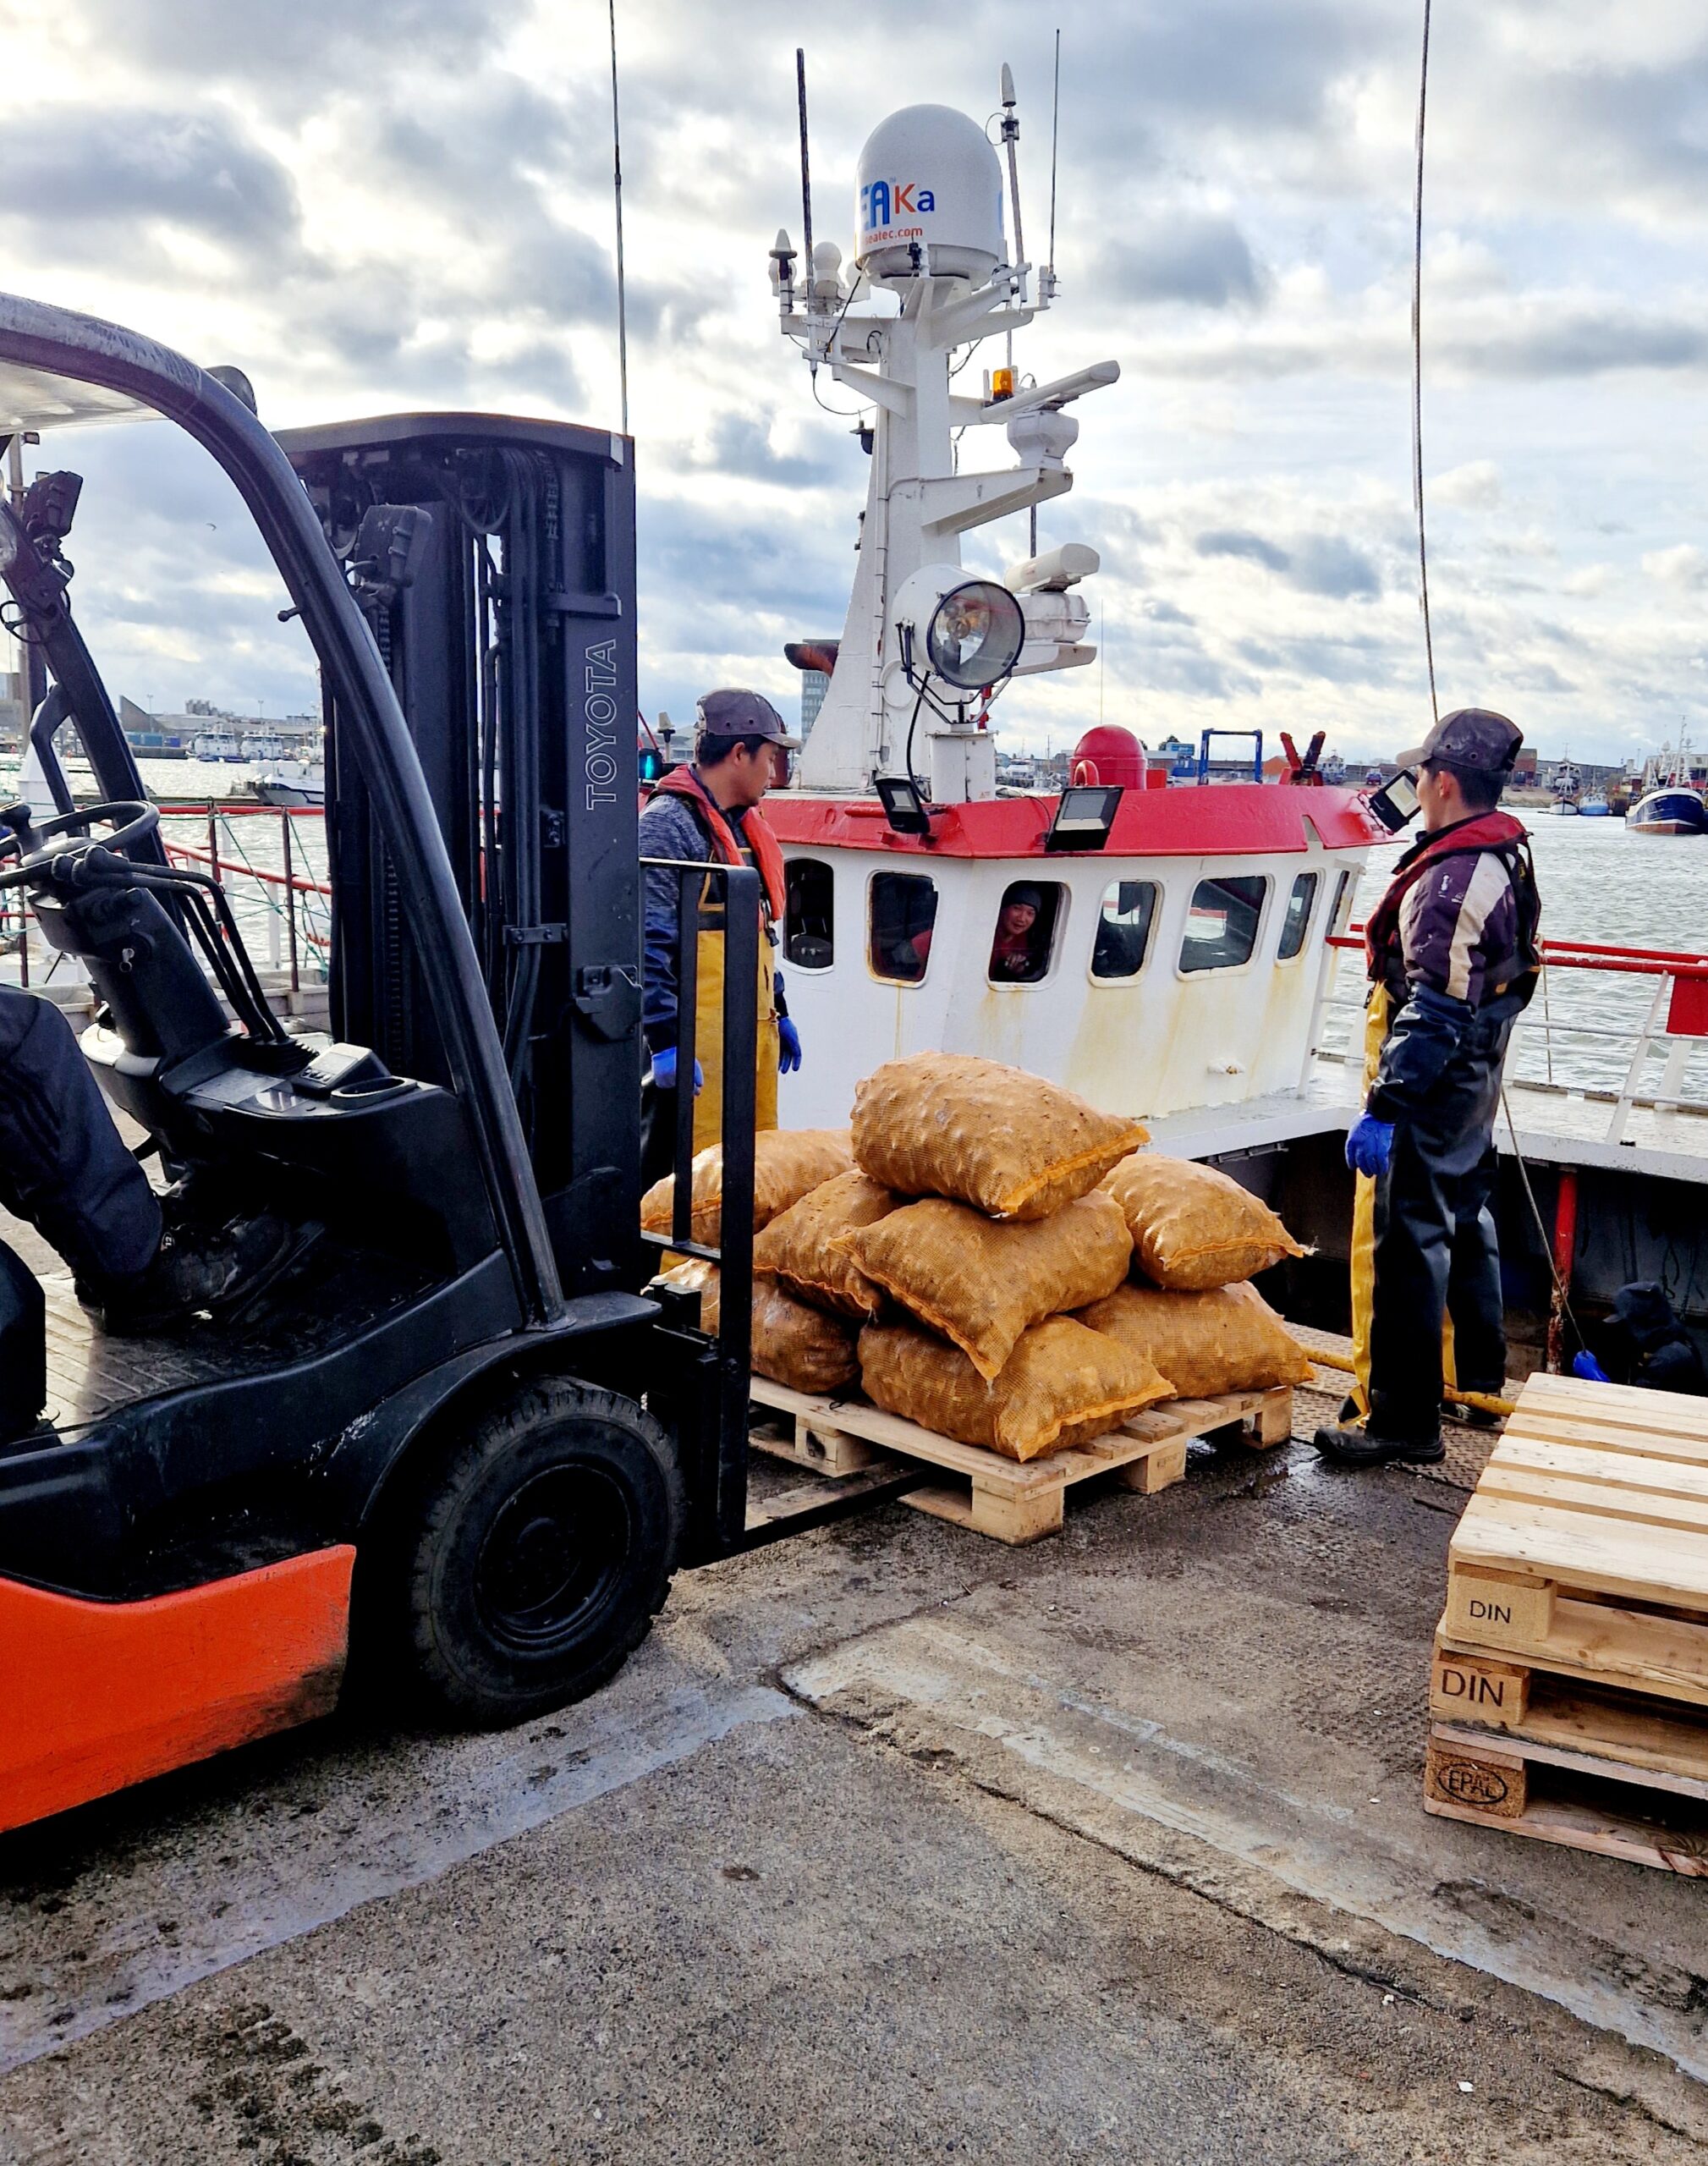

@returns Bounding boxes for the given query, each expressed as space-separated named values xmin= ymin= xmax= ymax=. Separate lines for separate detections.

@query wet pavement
xmin=3 ymin=1392 xmax=1706 ymax=2164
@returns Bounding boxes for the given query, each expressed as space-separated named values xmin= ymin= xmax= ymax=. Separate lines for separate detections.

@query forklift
xmin=0 ymin=292 xmax=906 ymax=1836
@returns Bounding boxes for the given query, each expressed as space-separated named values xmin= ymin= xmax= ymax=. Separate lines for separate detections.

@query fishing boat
xmin=1628 ymin=734 xmax=1708 ymax=835
xmin=1577 ymin=792 xmax=1610 ymax=817
xmin=720 ymin=74 xmax=1708 ymax=1382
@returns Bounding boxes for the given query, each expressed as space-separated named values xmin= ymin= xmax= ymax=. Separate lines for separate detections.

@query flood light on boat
xmin=876 ymin=773 xmax=935 ymax=836
xmin=1045 ymin=783 xmax=1123 ymax=852
xmin=920 ymin=579 xmax=1025 ymax=692
xmin=1366 ymin=767 xmax=1421 ymax=834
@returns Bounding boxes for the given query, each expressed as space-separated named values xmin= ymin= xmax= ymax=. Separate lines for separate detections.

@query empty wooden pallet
xmin=1426 ymin=1369 xmax=1708 ymax=1871
xmin=1436 ymin=1370 xmax=1708 ymax=1712
xmin=748 ymin=1377 xmax=1292 ymax=1545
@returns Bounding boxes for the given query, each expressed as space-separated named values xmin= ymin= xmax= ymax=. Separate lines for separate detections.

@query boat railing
xmin=1319 ymin=930 xmax=1708 ymax=1142
xmin=0 ymin=801 xmax=332 ymax=1009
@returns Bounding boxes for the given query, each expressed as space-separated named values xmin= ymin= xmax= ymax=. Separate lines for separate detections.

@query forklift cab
xmin=0 ymin=292 xmax=766 ymax=1834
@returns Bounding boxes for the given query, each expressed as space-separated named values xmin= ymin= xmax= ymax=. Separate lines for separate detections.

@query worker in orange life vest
xmin=638 ymin=690 xmax=801 ymax=1187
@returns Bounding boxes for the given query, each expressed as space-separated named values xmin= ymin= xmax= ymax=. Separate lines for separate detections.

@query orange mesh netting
xmin=851 ymin=1053 xmax=1148 ymax=1222
xmin=1101 ymin=1153 xmax=1305 ymax=1290
xmin=640 ymin=1129 xmax=853 ymax=1248
xmin=678 ymin=1266 xmax=859 ymax=1394
xmin=858 ymin=1315 xmax=1173 ymax=1462
xmin=838 ymin=1190 xmax=1132 ymax=1380
xmin=752 ymin=1170 xmax=899 ymax=1319
xmin=1076 ymin=1280 xmax=1311 ymax=1399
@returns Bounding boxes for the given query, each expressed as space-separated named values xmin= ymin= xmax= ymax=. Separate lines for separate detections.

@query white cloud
xmin=1641 ymin=544 xmax=1708 ymax=589
xmin=1431 ymin=460 xmax=1502 ymax=509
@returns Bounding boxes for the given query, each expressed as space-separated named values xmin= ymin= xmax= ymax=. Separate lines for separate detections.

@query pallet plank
xmin=1501 ymin=1411 xmax=1708 ymax=1468
xmin=1440 ymin=1590 xmax=1708 ymax=1709
xmin=1489 ymin=1434 xmax=1708 ymax=1504
xmin=1451 ymin=1493 xmax=1708 ymax=1610
xmin=1473 ymin=1463 xmax=1708 ymax=1539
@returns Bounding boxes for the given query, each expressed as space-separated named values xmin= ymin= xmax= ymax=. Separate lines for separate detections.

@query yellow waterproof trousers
xmin=689 ymin=921 xmax=779 ymax=1155
xmin=1348 ymin=985 xmax=1457 ymax=1414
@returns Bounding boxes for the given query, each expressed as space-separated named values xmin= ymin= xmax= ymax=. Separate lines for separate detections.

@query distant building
xmin=800 ymin=668 xmax=830 ymax=740
xmin=784 ymin=639 xmax=839 ymax=745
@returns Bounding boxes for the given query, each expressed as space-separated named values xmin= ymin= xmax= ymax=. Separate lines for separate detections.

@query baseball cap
xmin=695 ymin=687 xmax=801 ymax=750
xmin=1398 ymin=707 xmax=1523 ymax=774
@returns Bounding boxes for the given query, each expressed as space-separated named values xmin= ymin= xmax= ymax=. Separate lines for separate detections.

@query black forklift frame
xmin=0 ymin=290 xmax=912 ymax=1582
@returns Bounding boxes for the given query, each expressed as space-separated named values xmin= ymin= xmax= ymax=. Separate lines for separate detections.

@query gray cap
xmin=1398 ymin=706 xmax=1524 ymax=774
xmin=695 ymin=687 xmax=801 ymax=750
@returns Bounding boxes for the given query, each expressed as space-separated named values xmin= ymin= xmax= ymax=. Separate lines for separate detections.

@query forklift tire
xmin=400 ymin=1378 xmax=684 ymax=1726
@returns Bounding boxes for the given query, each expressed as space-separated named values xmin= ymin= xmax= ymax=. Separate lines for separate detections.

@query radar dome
xmin=854 ymin=104 xmax=1003 ymax=286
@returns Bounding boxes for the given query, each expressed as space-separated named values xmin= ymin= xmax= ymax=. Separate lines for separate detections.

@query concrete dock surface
xmin=3 ymin=1394 xmax=1706 ymax=2164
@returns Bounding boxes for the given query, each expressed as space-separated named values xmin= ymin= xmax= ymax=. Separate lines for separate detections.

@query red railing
xmin=1321 ymin=926 xmax=1708 ymax=1141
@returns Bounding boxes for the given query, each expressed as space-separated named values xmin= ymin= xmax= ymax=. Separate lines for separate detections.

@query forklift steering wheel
xmin=0 ymin=800 xmax=161 ymax=889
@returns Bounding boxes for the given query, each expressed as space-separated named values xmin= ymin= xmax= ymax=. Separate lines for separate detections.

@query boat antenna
xmin=608 ymin=0 xmax=629 ymax=436
xmin=1043 ymin=29 xmax=1061 ymax=307
xmin=1410 ymin=0 xmax=1437 ymax=725
xmin=1000 ymin=62 xmax=1025 ymax=331
xmin=797 ymin=48 xmax=816 ymax=354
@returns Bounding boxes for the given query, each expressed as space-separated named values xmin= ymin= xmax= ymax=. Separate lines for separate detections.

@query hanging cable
xmin=608 ymin=0 xmax=629 ymax=436
xmin=1411 ymin=0 xmax=1438 ymax=724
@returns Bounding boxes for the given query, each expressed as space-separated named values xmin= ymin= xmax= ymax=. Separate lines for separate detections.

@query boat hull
xmin=1628 ymin=789 xmax=1708 ymax=836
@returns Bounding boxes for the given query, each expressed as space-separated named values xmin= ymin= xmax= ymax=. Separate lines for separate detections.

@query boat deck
xmin=1148 ymin=1053 xmax=1708 ymax=1184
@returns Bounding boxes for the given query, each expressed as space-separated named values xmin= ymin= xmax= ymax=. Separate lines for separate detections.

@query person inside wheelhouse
xmin=986 ymin=882 xmax=1052 ymax=983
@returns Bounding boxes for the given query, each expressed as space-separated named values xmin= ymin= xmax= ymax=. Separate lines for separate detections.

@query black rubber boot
xmin=80 ymin=1212 xmax=299 ymax=1335
xmin=1312 ymin=1421 xmax=1445 ymax=1468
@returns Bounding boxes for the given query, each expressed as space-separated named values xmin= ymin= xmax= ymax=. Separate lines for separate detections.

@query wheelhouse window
xmin=1277 ymin=871 xmax=1319 ymax=961
xmin=784 ymin=858 xmax=834 ymax=970
xmin=987 ymin=881 xmax=1063 ymax=985
xmin=1091 ymin=879 xmax=1159 ymax=981
xmin=1328 ymin=867 xmax=1355 ymax=936
xmin=1179 ymin=876 xmax=1266 ymax=973
xmin=870 ymin=871 xmax=938 ymax=983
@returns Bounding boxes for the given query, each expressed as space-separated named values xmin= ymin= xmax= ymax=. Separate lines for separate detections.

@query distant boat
xmin=1552 ymin=796 xmax=1579 ymax=816
xmin=1628 ymin=730 xmax=1708 ymax=833
xmin=1628 ymin=787 xmax=1708 ymax=836
xmin=251 ymin=757 xmax=325 ymax=809
xmin=1578 ymin=793 xmax=1611 ymax=817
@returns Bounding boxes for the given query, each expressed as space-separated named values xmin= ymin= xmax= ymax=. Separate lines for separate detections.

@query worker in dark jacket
xmin=639 ymin=689 xmax=801 ymax=1188
xmin=1316 ymin=708 xmax=1540 ymax=1466
xmin=0 ymin=983 xmax=289 ymax=1357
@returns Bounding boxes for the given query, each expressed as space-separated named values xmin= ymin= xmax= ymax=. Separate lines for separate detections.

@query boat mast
xmin=776 ymin=78 xmax=1118 ymax=800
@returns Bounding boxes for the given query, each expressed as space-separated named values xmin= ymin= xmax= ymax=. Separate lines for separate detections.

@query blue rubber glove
xmin=1345 ymin=1112 xmax=1395 ymax=1179
xmin=1573 ymin=1349 xmax=1611 ymax=1383
xmin=650 ymin=1046 xmax=703 ymax=1095
xmin=777 ymin=1015 xmax=802 ymax=1074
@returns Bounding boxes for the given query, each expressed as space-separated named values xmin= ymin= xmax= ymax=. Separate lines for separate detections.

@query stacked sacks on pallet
xmin=655 ymin=1257 xmax=861 ymax=1395
xmin=1082 ymin=1154 xmax=1312 ymax=1395
xmin=832 ymin=1053 xmax=1175 ymax=1460
xmin=645 ymin=1130 xmax=859 ymax=1391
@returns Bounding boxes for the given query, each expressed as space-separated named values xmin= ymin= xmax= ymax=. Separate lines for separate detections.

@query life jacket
xmin=1364 ymin=809 xmax=1541 ymax=1005
xmin=651 ymin=765 xmax=788 ymax=925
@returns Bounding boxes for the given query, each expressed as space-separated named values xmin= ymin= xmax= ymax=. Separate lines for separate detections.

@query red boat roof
xmin=763 ymin=784 xmax=1384 ymax=859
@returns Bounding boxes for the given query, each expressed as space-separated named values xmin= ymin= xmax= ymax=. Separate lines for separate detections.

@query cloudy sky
xmin=3 ymin=0 xmax=1706 ymax=765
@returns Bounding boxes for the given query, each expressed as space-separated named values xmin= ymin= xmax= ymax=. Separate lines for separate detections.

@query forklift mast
xmin=277 ymin=415 xmax=642 ymax=1298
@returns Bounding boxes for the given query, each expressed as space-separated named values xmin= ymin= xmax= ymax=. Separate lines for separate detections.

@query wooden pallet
xmin=1423 ymin=1720 xmax=1708 ymax=1876
xmin=1437 ymin=1371 xmax=1708 ymax=1712
xmin=748 ymin=1377 xmax=1292 ymax=1545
